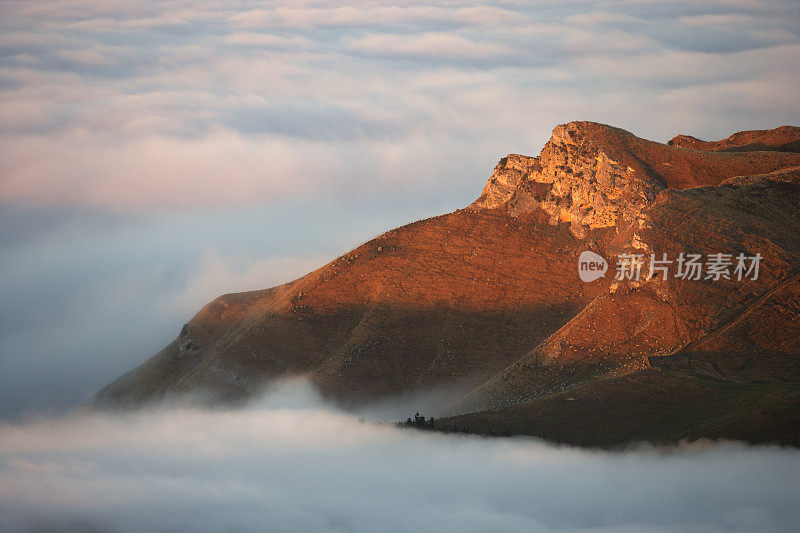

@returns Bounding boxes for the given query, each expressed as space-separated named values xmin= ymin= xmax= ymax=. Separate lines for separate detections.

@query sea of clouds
xmin=2 ymin=0 xmax=799 ymax=211
xmin=1 ymin=0 xmax=799 ymax=421
xmin=1 ymin=380 xmax=799 ymax=533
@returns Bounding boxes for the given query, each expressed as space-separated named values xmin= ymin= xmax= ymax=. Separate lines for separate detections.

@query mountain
xmin=95 ymin=122 xmax=800 ymax=447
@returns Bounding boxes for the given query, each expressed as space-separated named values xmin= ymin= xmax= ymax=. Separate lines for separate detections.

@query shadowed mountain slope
xmin=97 ymin=210 xmax=616 ymax=407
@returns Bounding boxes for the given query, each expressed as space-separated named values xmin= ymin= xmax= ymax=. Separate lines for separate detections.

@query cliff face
xmin=471 ymin=123 xmax=661 ymax=238
xmin=471 ymin=121 xmax=800 ymax=238
xmin=96 ymin=122 xmax=800 ymax=447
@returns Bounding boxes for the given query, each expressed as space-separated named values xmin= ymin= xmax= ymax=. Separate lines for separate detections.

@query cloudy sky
xmin=1 ymin=0 xmax=800 ymax=417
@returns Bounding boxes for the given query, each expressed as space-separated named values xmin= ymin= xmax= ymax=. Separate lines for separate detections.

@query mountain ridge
xmin=95 ymin=121 xmax=800 ymax=447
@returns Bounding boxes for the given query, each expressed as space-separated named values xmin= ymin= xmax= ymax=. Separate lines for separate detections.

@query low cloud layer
xmin=2 ymin=1 xmax=800 ymax=416
xmin=0 ymin=203 xmax=424 ymax=418
xmin=1 ymin=381 xmax=799 ymax=533
xmin=1 ymin=0 xmax=799 ymax=211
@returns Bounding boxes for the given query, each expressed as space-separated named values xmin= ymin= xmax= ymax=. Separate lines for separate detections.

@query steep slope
xmin=453 ymin=172 xmax=800 ymax=417
xmin=97 ymin=121 xmax=800 ymax=446
xmin=97 ymin=209 xmax=617 ymax=407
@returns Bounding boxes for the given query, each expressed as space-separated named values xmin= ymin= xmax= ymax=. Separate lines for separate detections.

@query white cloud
xmin=54 ymin=48 xmax=117 ymax=67
xmin=346 ymin=31 xmax=512 ymax=60
xmin=678 ymin=13 xmax=763 ymax=26
xmin=0 ymin=381 xmax=799 ymax=532
xmin=230 ymin=5 xmax=520 ymax=30
xmin=167 ymin=251 xmax=330 ymax=314
xmin=0 ymin=0 xmax=798 ymax=212
xmin=224 ymin=31 xmax=312 ymax=48
xmin=1 ymin=0 xmax=799 ymax=417
xmin=0 ymin=129 xmax=317 ymax=209
xmin=564 ymin=11 xmax=644 ymax=26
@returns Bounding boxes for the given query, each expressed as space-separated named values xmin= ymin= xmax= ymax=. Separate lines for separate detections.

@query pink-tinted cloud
xmin=0 ymin=0 xmax=798 ymax=212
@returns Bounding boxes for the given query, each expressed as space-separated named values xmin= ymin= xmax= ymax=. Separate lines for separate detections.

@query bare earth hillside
xmin=95 ymin=122 xmax=800 ymax=447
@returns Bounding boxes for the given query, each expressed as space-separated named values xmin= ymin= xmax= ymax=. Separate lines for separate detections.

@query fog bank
xmin=1 ymin=381 xmax=798 ymax=533
xmin=3 ymin=0 xmax=800 ymax=418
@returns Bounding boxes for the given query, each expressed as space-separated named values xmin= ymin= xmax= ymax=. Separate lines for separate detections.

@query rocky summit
xmin=95 ymin=122 xmax=800 ymax=447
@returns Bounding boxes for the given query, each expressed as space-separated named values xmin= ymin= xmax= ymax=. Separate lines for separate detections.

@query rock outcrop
xmin=470 ymin=122 xmax=800 ymax=238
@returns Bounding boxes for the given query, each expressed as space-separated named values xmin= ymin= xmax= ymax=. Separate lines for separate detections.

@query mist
xmin=1 ymin=380 xmax=798 ymax=533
